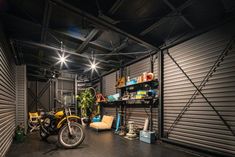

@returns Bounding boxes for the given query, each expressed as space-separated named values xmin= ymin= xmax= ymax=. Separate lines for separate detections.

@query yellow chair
xmin=90 ymin=115 xmax=114 ymax=131
xmin=28 ymin=112 xmax=40 ymax=132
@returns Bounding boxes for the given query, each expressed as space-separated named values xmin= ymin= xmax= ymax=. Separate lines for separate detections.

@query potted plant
xmin=77 ymin=88 xmax=95 ymax=125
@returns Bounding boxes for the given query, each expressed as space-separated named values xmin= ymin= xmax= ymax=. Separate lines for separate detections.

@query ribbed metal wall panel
xmin=124 ymin=57 xmax=158 ymax=131
xmin=16 ymin=65 xmax=27 ymax=134
xmin=126 ymin=106 xmax=158 ymax=131
xmin=153 ymin=54 xmax=158 ymax=78
xmin=102 ymin=71 xmax=117 ymax=96
xmin=0 ymin=45 xmax=16 ymax=157
xmin=164 ymin=22 xmax=235 ymax=155
xmin=101 ymin=56 xmax=158 ymax=132
xmin=127 ymin=57 xmax=151 ymax=78
xmin=102 ymin=106 xmax=117 ymax=128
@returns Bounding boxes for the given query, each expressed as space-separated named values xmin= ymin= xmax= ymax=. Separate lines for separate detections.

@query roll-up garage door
xmin=0 ymin=45 xmax=16 ymax=157
xmin=125 ymin=57 xmax=158 ymax=132
xmin=16 ymin=65 xmax=27 ymax=134
xmin=127 ymin=57 xmax=151 ymax=78
xmin=102 ymin=71 xmax=117 ymax=96
xmin=126 ymin=106 xmax=158 ymax=131
xmin=153 ymin=54 xmax=158 ymax=79
xmin=164 ymin=22 xmax=235 ymax=155
xmin=102 ymin=72 xmax=117 ymax=126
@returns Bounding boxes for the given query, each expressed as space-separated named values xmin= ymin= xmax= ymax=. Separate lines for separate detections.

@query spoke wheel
xmin=58 ymin=122 xmax=85 ymax=148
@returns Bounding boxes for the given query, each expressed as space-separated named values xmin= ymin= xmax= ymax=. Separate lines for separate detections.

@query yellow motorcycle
xmin=39 ymin=98 xmax=85 ymax=148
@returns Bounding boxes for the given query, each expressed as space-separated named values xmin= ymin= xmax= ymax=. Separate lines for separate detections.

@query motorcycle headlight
xmin=44 ymin=118 xmax=51 ymax=127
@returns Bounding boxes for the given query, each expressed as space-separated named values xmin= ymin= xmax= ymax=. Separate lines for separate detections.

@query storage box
xmin=139 ymin=131 xmax=155 ymax=144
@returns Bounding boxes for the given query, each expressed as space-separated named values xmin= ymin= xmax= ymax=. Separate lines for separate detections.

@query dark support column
xmin=99 ymin=76 xmax=103 ymax=116
xmin=74 ymin=74 xmax=78 ymax=115
xmin=150 ymin=100 xmax=153 ymax=131
xmin=119 ymin=63 xmax=125 ymax=127
xmin=150 ymin=55 xmax=154 ymax=131
xmin=36 ymin=80 xmax=38 ymax=111
xmin=100 ymin=76 xmax=103 ymax=93
xmin=150 ymin=55 xmax=154 ymax=73
xmin=158 ymin=50 xmax=164 ymax=139
xmin=54 ymin=80 xmax=57 ymax=110
xmin=49 ymin=80 xmax=51 ymax=110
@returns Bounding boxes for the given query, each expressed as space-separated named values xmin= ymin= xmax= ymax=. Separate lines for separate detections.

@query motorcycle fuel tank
xmin=55 ymin=110 xmax=64 ymax=118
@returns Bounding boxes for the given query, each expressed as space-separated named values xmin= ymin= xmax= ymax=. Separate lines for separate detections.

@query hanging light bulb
xmin=59 ymin=55 xmax=65 ymax=63
xmin=54 ymin=41 xmax=70 ymax=69
xmin=91 ymin=63 xmax=96 ymax=69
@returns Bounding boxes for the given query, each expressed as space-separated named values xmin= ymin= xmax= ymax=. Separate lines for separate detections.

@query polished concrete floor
xmin=7 ymin=128 xmax=202 ymax=157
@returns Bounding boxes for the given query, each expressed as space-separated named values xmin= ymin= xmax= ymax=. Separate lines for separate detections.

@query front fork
xmin=66 ymin=116 xmax=73 ymax=135
xmin=65 ymin=107 xmax=74 ymax=136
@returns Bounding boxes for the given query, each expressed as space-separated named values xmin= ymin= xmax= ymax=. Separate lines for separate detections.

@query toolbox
xmin=139 ymin=131 xmax=155 ymax=144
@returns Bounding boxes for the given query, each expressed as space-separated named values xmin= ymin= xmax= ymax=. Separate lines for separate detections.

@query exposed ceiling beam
xmin=103 ymin=38 xmax=135 ymax=59
xmin=23 ymin=53 xmax=53 ymax=65
xmin=2 ymin=13 xmax=113 ymax=52
xmin=76 ymin=28 xmax=100 ymax=54
xmin=163 ymin=0 xmax=195 ymax=30
xmin=41 ymin=0 xmax=52 ymax=43
xmin=53 ymin=30 xmax=112 ymax=52
xmin=140 ymin=0 xmax=194 ymax=36
xmin=108 ymin=0 xmax=125 ymax=15
xmin=15 ymin=39 xmax=120 ymax=64
xmin=111 ymin=38 xmax=128 ymax=54
xmin=52 ymin=0 xmax=159 ymax=50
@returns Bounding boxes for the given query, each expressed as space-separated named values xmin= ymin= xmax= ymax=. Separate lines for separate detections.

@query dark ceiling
xmin=0 ymin=0 xmax=234 ymax=81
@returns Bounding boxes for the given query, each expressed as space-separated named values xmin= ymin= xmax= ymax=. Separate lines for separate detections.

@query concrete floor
xmin=7 ymin=128 xmax=201 ymax=157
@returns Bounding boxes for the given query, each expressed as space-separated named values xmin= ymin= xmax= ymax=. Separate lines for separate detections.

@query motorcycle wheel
xmin=40 ymin=128 xmax=49 ymax=141
xmin=58 ymin=122 xmax=85 ymax=149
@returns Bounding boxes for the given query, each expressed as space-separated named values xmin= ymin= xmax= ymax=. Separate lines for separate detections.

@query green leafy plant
xmin=77 ymin=89 xmax=95 ymax=117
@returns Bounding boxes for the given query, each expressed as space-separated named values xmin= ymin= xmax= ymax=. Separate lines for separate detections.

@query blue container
xmin=139 ymin=131 xmax=155 ymax=144
xmin=92 ymin=115 xmax=101 ymax=122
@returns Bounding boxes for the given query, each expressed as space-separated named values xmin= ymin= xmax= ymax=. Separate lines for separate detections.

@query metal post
xmin=150 ymin=55 xmax=154 ymax=73
xmin=36 ymin=80 xmax=38 ymax=111
xmin=54 ymin=79 xmax=58 ymax=110
xmin=74 ymin=74 xmax=78 ymax=115
xmin=158 ymin=50 xmax=164 ymax=139
xmin=150 ymin=55 xmax=154 ymax=131
xmin=99 ymin=76 xmax=103 ymax=117
xmin=100 ymin=76 xmax=103 ymax=93
xmin=150 ymin=101 xmax=153 ymax=131
xmin=49 ymin=80 xmax=51 ymax=110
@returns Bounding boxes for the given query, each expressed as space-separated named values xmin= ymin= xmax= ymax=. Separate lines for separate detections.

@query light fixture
xmin=54 ymin=41 xmax=70 ymax=69
xmin=91 ymin=63 xmax=96 ymax=69
xmin=59 ymin=55 xmax=66 ymax=63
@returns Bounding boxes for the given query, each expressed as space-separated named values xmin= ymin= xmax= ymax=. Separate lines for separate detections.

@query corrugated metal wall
xmin=16 ymin=65 xmax=27 ymax=134
xmin=153 ymin=54 xmax=158 ymax=78
xmin=57 ymin=72 xmax=76 ymax=114
xmin=28 ymin=80 xmax=54 ymax=111
xmin=127 ymin=57 xmax=151 ymax=78
xmin=101 ymin=56 xmax=159 ymax=131
xmin=163 ymin=22 xmax=235 ymax=155
xmin=125 ymin=57 xmax=158 ymax=131
xmin=102 ymin=106 xmax=117 ymax=127
xmin=102 ymin=71 xmax=117 ymax=96
xmin=0 ymin=44 xmax=16 ymax=156
xmin=27 ymin=72 xmax=75 ymax=112
xmin=126 ymin=106 xmax=158 ymax=131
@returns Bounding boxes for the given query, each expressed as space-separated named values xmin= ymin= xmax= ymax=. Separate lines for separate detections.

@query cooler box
xmin=139 ymin=131 xmax=155 ymax=144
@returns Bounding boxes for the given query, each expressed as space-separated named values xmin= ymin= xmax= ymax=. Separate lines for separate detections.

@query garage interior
xmin=0 ymin=0 xmax=235 ymax=157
